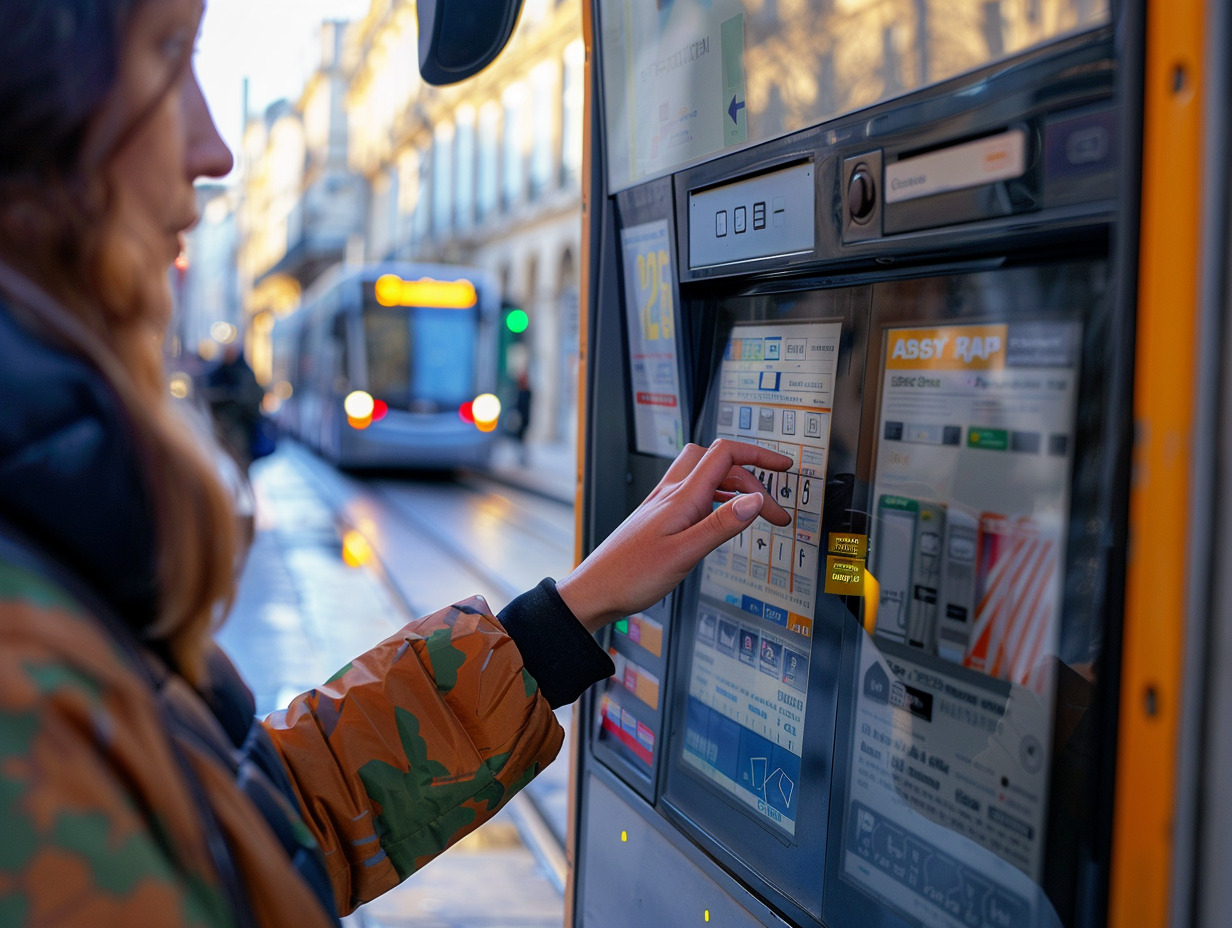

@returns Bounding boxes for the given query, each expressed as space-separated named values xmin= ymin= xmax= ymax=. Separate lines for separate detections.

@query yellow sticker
xmin=825 ymin=556 xmax=866 ymax=595
xmin=828 ymin=533 xmax=868 ymax=558
xmin=885 ymin=324 xmax=1008 ymax=371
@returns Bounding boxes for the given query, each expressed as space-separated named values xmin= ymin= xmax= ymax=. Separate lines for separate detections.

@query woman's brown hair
xmin=0 ymin=0 xmax=239 ymax=682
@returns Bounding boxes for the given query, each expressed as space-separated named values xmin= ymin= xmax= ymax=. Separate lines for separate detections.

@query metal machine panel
xmin=577 ymin=20 xmax=1131 ymax=928
xmin=578 ymin=775 xmax=788 ymax=928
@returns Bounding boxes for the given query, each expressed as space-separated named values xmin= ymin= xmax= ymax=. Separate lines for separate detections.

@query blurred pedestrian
xmin=201 ymin=340 xmax=269 ymax=471
xmin=507 ymin=340 xmax=534 ymax=464
xmin=0 ymin=1 xmax=792 ymax=925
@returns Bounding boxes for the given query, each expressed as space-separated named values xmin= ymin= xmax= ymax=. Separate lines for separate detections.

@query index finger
xmin=692 ymin=438 xmax=793 ymax=489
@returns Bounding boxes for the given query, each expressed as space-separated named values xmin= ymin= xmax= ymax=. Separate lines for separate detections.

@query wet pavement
xmin=215 ymin=437 xmax=580 ymax=927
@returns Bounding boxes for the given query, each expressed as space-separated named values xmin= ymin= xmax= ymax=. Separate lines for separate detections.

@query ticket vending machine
xmin=559 ymin=1 xmax=1228 ymax=927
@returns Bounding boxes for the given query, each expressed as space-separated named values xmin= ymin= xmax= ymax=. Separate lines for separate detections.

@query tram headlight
xmin=471 ymin=393 xmax=501 ymax=432
xmin=341 ymin=529 xmax=374 ymax=568
xmin=345 ymin=390 xmax=375 ymax=430
xmin=344 ymin=390 xmax=375 ymax=419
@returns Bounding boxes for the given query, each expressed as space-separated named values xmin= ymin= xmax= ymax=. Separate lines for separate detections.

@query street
xmin=215 ymin=440 xmax=578 ymax=927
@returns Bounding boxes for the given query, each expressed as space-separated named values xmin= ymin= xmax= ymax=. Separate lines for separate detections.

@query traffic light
xmin=504 ymin=306 xmax=529 ymax=335
xmin=498 ymin=304 xmax=529 ymax=424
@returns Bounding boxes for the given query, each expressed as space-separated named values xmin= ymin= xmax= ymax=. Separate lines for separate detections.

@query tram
xmin=269 ymin=262 xmax=504 ymax=470
xmin=421 ymin=0 xmax=1228 ymax=926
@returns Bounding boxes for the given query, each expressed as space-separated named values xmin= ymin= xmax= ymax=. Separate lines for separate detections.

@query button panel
xmin=689 ymin=163 xmax=815 ymax=268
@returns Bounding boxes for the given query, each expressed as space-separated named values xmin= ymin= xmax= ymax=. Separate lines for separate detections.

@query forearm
xmin=263 ymin=597 xmax=565 ymax=914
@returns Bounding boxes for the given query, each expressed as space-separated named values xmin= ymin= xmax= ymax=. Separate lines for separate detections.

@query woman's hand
xmin=557 ymin=439 xmax=793 ymax=633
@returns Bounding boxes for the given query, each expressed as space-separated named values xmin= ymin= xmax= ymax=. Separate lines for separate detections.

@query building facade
xmin=237 ymin=21 xmax=367 ymax=385
xmin=346 ymin=0 xmax=585 ymax=443
xmin=176 ymin=182 xmax=242 ymax=364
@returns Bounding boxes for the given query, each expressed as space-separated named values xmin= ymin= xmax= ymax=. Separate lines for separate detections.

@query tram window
xmin=331 ymin=314 xmax=350 ymax=383
xmin=364 ymin=307 xmax=411 ymax=404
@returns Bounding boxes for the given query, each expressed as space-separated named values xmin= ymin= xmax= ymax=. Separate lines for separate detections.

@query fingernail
xmin=733 ymin=493 xmax=761 ymax=520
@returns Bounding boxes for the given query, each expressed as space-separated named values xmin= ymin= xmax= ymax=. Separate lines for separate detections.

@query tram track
xmin=366 ymin=470 xmax=575 ymax=604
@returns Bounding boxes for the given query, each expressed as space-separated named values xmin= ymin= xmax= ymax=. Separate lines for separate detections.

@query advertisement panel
xmin=840 ymin=320 xmax=1081 ymax=927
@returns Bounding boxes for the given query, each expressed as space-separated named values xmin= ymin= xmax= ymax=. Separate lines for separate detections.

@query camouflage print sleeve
xmin=0 ymin=568 xmax=233 ymax=928
xmin=262 ymin=596 xmax=565 ymax=915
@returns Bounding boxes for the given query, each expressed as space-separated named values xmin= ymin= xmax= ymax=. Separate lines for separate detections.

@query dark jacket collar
xmin=0 ymin=274 xmax=159 ymax=630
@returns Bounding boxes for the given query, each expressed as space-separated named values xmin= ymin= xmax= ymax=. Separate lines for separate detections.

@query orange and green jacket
xmin=0 ymin=291 xmax=619 ymax=926
xmin=0 ymin=558 xmax=610 ymax=927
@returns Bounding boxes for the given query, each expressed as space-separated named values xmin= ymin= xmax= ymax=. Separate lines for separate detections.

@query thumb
xmin=731 ymin=492 xmax=763 ymax=522
xmin=675 ymin=493 xmax=763 ymax=573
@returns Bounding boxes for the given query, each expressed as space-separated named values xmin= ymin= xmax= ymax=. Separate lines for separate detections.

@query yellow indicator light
xmin=704 ymin=910 xmax=711 ymax=922
xmin=861 ymin=568 xmax=880 ymax=636
xmin=344 ymin=390 xmax=375 ymax=419
xmin=620 ymin=831 xmax=627 ymax=843
xmin=471 ymin=393 xmax=501 ymax=432
xmin=341 ymin=530 xmax=373 ymax=568
xmin=374 ymin=274 xmax=478 ymax=309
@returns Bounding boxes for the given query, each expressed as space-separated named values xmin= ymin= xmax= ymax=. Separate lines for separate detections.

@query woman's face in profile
xmin=100 ymin=0 xmax=233 ymax=279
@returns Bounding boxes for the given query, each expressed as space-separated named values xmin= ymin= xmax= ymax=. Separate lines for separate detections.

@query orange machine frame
xmin=1109 ymin=0 xmax=1206 ymax=926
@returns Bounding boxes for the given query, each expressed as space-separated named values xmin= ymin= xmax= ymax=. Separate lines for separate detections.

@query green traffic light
xmin=505 ymin=308 xmax=529 ymax=334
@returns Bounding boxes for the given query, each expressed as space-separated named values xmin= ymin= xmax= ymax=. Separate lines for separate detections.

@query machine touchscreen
xmin=842 ymin=316 xmax=1083 ymax=926
xmin=680 ymin=319 xmax=842 ymax=836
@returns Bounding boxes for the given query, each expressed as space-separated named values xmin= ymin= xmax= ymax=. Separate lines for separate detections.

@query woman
xmin=0 ymin=1 xmax=792 ymax=925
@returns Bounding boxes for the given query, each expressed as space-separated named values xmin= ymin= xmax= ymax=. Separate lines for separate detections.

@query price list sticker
xmin=620 ymin=220 xmax=685 ymax=458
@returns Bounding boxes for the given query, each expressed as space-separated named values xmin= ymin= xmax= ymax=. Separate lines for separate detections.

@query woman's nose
xmin=185 ymin=69 xmax=234 ymax=180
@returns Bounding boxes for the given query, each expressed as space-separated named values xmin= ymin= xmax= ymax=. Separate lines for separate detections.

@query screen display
xmin=842 ymin=319 xmax=1082 ymax=926
xmin=598 ymin=0 xmax=1110 ymax=191
xmin=681 ymin=319 xmax=842 ymax=835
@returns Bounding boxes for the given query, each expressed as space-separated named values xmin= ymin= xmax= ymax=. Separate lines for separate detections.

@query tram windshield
xmin=597 ymin=0 xmax=1111 ymax=191
xmin=362 ymin=303 xmax=479 ymax=411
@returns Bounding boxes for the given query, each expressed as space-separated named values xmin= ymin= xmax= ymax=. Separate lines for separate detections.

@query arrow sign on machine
xmin=728 ymin=95 xmax=746 ymax=125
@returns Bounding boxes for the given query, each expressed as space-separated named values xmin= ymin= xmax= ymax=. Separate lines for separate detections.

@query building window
xmin=455 ymin=106 xmax=475 ymax=230
xmin=529 ymin=62 xmax=556 ymax=200
xmin=502 ymin=83 xmax=526 ymax=211
xmin=561 ymin=40 xmax=584 ymax=187
xmin=882 ymin=26 xmax=902 ymax=95
xmin=982 ymin=1 xmax=1005 ymax=58
xmin=412 ymin=145 xmax=432 ymax=244
xmin=433 ymin=123 xmax=454 ymax=238
xmin=369 ymin=168 xmax=395 ymax=262
xmin=477 ymin=101 xmax=500 ymax=221
xmin=396 ymin=150 xmax=420 ymax=251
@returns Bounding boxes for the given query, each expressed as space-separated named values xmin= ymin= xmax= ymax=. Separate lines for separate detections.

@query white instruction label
xmin=885 ymin=130 xmax=1027 ymax=204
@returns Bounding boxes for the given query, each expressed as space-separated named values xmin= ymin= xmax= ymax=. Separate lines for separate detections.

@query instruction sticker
xmin=621 ymin=220 xmax=685 ymax=457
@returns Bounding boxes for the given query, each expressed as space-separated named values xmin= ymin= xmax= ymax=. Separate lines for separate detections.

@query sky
xmin=196 ymin=0 xmax=372 ymax=177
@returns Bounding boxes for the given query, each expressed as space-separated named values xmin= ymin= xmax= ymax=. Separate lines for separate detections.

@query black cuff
xmin=497 ymin=577 xmax=615 ymax=708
